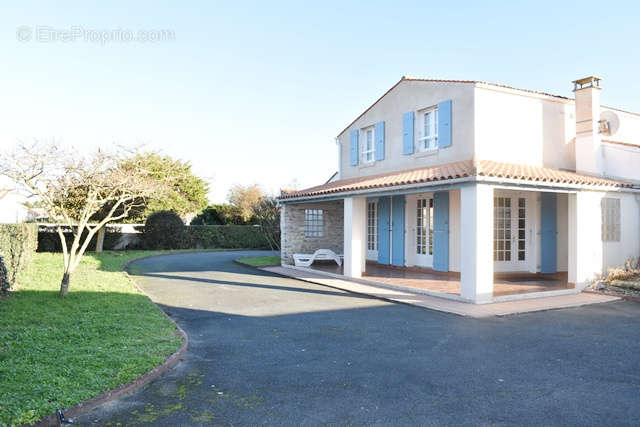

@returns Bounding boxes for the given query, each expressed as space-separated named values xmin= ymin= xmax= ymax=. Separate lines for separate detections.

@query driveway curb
xmin=584 ymin=289 xmax=640 ymax=303
xmin=31 ymin=253 xmax=192 ymax=427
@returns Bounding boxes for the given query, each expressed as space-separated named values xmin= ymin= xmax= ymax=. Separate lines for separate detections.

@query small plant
xmin=604 ymin=257 xmax=640 ymax=283
xmin=143 ymin=210 xmax=185 ymax=249
xmin=0 ymin=255 xmax=8 ymax=295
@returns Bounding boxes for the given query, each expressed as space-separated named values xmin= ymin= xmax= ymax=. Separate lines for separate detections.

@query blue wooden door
xmin=377 ymin=197 xmax=391 ymax=265
xmin=540 ymin=192 xmax=557 ymax=273
xmin=433 ymin=191 xmax=449 ymax=272
xmin=391 ymin=195 xmax=405 ymax=266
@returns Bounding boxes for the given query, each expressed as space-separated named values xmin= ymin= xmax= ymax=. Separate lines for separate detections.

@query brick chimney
xmin=573 ymin=76 xmax=603 ymax=176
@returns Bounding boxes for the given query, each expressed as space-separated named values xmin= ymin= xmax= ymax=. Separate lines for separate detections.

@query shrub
xmin=181 ymin=225 xmax=270 ymax=249
xmin=0 ymin=256 xmax=8 ymax=294
xmin=0 ymin=223 xmax=39 ymax=294
xmin=191 ymin=204 xmax=248 ymax=225
xmin=143 ymin=210 xmax=184 ymax=249
xmin=37 ymin=225 xmax=127 ymax=252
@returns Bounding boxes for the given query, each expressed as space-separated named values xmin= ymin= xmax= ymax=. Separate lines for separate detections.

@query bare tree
xmin=252 ymin=196 xmax=281 ymax=251
xmin=227 ymin=183 xmax=265 ymax=222
xmin=0 ymin=142 xmax=167 ymax=296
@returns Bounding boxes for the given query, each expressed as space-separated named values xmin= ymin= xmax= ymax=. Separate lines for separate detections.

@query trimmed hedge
xmin=181 ymin=225 xmax=270 ymax=249
xmin=37 ymin=225 xmax=128 ymax=252
xmin=37 ymin=224 xmax=270 ymax=252
xmin=0 ymin=223 xmax=38 ymax=293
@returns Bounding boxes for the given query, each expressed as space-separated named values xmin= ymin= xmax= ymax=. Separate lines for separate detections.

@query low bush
xmin=143 ymin=210 xmax=185 ymax=250
xmin=0 ymin=223 xmax=38 ymax=294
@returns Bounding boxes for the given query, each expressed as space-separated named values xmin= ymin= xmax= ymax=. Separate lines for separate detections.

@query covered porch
xmin=281 ymin=183 xmax=581 ymax=303
xmin=310 ymin=261 xmax=571 ymax=299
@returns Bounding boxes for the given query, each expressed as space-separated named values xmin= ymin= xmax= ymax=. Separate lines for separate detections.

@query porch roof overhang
xmin=278 ymin=159 xmax=637 ymax=203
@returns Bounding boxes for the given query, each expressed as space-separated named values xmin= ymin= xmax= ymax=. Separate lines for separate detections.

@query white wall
xmin=602 ymin=142 xmax=640 ymax=183
xmin=602 ymin=192 xmax=640 ymax=271
xmin=568 ymin=190 xmax=640 ymax=287
xmin=449 ymin=189 xmax=461 ymax=272
xmin=338 ymin=80 xmax=475 ymax=180
xmin=474 ymin=85 xmax=575 ymax=170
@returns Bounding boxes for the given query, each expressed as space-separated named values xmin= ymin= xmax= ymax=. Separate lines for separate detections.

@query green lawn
xmin=235 ymin=255 xmax=281 ymax=267
xmin=0 ymin=251 xmax=184 ymax=425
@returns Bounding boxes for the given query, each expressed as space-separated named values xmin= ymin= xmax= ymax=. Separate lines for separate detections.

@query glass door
xmin=494 ymin=195 xmax=528 ymax=271
xmin=415 ymin=197 xmax=433 ymax=267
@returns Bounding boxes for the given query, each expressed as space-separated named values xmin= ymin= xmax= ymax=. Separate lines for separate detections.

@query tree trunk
xmin=95 ymin=227 xmax=105 ymax=252
xmin=59 ymin=273 xmax=70 ymax=297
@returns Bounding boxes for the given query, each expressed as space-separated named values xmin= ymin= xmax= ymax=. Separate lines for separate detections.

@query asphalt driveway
xmin=75 ymin=251 xmax=640 ymax=426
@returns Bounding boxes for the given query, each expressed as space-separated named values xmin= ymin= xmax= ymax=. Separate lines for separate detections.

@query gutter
xmin=279 ymin=175 xmax=639 ymax=204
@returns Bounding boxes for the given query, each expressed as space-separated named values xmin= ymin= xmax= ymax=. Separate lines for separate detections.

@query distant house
xmin=0 ymin=180 xmax=29 ymax=223
xmin=278 ymin=76 xmax=640 ymax=304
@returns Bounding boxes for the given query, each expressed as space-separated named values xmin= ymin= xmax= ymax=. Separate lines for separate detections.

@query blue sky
xmin=1 ymin=1 xmax=639 ymax=202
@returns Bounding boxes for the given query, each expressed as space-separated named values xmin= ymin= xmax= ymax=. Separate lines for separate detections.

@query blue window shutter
xmin=374 ymin=121 xmax=385 ymax=161
xmin=377 ymin=197 xmax=391 ymax=265
xmin=540 ymin=192 xmax=557 ymax=273
xmin=433 ymin=191 xmax=449 ymax=272
xmin=349 ymin=130 xmax=359 ymax=166
xmin=391 ymin=195 xmax=405 ymax=266
xmin=438 ymin=100 xmax=452 ymax=148
xmin=402 ymin=112 xmax=414 ymax=155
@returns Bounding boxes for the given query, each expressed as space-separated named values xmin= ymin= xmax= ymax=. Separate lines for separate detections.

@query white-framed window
xmin=361 ymin=126 xmax=375 ymax=163
xmin=418 ymin=107 xmax=438 ymax=151
xmin=305 ymin=209 xmax=323 ymax=237
xmin=416 ymin=198 xmax=434 ymax=255
xmin=601 ymin=198 xmax=620 ymax=242
xmin=367 ymin=201 xmax=377 ymax=250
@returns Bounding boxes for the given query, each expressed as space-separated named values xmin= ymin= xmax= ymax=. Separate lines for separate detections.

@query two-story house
xmin=278 ymin=76 xmax=640 ymax=304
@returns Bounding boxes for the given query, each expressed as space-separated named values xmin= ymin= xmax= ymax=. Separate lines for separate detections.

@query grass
xmin=235 ymin=255 xmax=281 ymax=267
xmin=0 ymin=250 xmax=185 ymax=426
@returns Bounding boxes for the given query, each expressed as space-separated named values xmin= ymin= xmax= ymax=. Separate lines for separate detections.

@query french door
xmin=414 ymin=196 xmax=433 ymax=267
xmin=493 ymin=193 xmax=529 ymax=272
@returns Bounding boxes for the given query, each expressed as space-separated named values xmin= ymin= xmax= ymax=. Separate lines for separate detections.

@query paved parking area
xmin=75 ymin=251 xmax=640 ymax=426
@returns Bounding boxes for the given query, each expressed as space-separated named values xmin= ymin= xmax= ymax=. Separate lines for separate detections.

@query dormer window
xmin=418 ymin=107 xmax=438 ymax=151
xmin=361 ymin=126 xmax=375 ymax=163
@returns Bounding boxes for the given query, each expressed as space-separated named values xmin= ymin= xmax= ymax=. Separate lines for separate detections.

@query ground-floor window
xmin=304 ymin=209 xmax=323 ymax=237
xmin=494 ymin=196 xmax=527 ymax=262
xmin=601 ymin=197 xmax=621 ymax=242
xmin=494 ymin=197 xmax=512 ymax=261
xmin=367 ymin=201 xmax=377 ymax=250
xmin=417 ymin=198 xmax=433 ymax=255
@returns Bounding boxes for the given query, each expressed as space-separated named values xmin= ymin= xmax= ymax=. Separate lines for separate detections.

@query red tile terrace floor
xmin=310 ymin=261 xmax=572 ymax=297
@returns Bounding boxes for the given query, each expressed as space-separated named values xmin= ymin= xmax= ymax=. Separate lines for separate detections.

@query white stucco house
xmin=278 ymin=76 xmax=640 ymax=304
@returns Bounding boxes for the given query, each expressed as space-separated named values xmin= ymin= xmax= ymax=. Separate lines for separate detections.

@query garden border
xmin=31 ymin=252 xmax=194 ymax=427
xmin=30 ymin=249 xmax=268 ymax=426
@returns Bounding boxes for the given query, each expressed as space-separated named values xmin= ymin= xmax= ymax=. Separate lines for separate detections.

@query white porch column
xmin=460 ymin=184 xmax=494 ymax=303
xmin=568 ymin=191 xmax=603 ymax=288
xmin=344 ymin=197 xmax=367 ymax=278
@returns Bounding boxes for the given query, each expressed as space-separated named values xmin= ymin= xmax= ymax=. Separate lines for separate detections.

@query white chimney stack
xmin=573 ymin=76 xmax=603 ymax=176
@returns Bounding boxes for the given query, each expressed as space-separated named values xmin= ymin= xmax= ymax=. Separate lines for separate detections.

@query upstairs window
xmin=361 ymin=126 xmax=375 ymax=163
xmin=305 ymin=209 xmax=323 ymax=237
xmin=601 ymin=198 xmax=620 ymax=242
xmin=418 ymin=107 xmax=438 ymax=151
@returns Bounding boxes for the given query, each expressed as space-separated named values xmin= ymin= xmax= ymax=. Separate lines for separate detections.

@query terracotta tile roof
xmin=602 ymin=139 xmax=640 ymax=149
xmin=279 ymin=160 xmax=633 ymax=200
